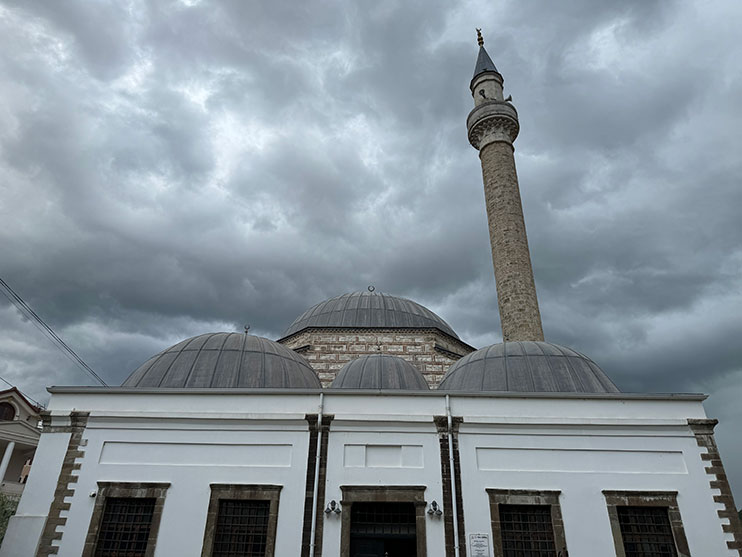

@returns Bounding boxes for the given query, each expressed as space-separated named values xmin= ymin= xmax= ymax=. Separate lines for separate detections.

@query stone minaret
xmin=467 ymin=30 xmax=544 ymax=342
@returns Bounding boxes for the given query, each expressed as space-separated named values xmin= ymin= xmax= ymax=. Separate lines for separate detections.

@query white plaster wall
xmin=55 ymin=417 xmax=311 ymax=557
xmin=457 ymin=421 xmax=731 ymax=556
xmin=321 ymin=421 xmax=447 ymax=557
xmin=10 ymin=390 xmax=730 ymax=557
xmin=0 ymin=431 xmax=70 ymax=557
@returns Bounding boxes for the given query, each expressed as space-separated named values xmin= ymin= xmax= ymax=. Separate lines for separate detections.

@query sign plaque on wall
xmin=469 ymin=533 xmax=491 ymax=556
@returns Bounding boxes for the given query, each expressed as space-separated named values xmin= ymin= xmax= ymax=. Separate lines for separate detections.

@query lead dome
xmin=438 ymin=341 xmax=619 ymax=393
xmin=123 ymin=332 xmax=321 ymax=389
xmin=330 ymin=354 xmax=430 ymax=390
xmin=281 ymin=290 xmax=459 ymax=339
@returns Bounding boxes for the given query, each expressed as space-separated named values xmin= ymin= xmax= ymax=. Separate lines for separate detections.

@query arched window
xmin=0 ymin=402 xmax=15 ymax=421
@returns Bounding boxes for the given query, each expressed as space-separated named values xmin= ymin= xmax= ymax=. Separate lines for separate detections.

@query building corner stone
xmin=688 ymin=418 xmax=742 ymax=555
xmin=35 ymin=411 xmax=90 ymax=557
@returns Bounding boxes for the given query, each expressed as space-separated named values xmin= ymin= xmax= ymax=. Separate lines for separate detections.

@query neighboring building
xmin=2 ymin=34 xmax=741 ymax=557
xmin=0 ymin=387 xmax=41 ymax=500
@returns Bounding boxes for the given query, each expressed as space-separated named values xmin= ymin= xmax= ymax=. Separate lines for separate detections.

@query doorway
xmin=349 ymin=502 xmax=417 ymax=557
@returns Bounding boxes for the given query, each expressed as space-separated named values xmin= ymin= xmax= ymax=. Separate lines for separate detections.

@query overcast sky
xmin=1 ymin=0 xmax=741 ymax=501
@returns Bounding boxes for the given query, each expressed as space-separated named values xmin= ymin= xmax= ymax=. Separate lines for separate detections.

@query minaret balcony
xmin=467 ymin=100 xmax=519 ymax=150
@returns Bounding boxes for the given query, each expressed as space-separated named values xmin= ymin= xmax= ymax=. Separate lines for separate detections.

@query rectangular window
xmin=212 ymin=499 xmax=270 ymax=557
xmin=603 ymin=491 xmax=689 ymax=557
xmin=94 ymin=497 xmax=156 ymax=557
xmin=83 ymin=483 xmax=169 ymax=557
xmin=487 ymin=490 xmax=568 ymax=557
xmin=617 ymin=506 xmax=678 ymax=557
xmin=499 ymin=504 xmax=556 ymax=557
xmin=201 ymin=484 xmax=282 ymax=557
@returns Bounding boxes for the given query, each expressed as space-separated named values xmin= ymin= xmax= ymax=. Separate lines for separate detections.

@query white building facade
xmin=2 ymin=388 xmax=738 ymax=556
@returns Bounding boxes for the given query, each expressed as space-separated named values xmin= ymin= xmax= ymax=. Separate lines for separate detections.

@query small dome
xmin=439 ymin=341 xmax=619 ymax=393
xmin=282 ymin=291 xmax=459 ymax=339
xmin=330 ymin=354 xmax=430 ymax=390
xmin=123 ymin=333 xmax=321 ymax=389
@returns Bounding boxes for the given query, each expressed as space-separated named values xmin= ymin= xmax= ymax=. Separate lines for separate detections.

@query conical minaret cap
xmin=473 ymin=46 xmax=498 ymax=79
xmin=472 ymin=30 xmax=500 ymax=84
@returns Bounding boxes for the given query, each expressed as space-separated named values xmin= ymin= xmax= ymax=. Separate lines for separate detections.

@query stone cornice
xmin=277 ymin=326 xmax=475 ymax=353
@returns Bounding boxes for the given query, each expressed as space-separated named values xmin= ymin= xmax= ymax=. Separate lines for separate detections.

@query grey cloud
xmin=1 ymin=0 xmax=741 ymax=499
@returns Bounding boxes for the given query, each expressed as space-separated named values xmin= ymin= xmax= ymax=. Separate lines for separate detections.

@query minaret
xmin=467 ymin=30 xmax=544 ymax=342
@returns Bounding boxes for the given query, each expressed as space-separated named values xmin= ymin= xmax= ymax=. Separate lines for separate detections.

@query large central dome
xmin=282 ymin=291 xmax=459 ymax=339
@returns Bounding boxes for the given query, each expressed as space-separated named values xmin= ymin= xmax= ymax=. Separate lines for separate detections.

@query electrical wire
xmin=0 ymin=277 xmax=108 ymax=386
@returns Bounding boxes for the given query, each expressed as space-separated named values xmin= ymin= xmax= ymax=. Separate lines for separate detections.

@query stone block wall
xmin=479 ymin=140 xmax=544 ymax=342
xmin=279 ymin=328 xmax=475 ymax=388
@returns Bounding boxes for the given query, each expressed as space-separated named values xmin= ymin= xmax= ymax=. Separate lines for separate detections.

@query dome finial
xmin=476 ymin=28 xmax=484 ymax=47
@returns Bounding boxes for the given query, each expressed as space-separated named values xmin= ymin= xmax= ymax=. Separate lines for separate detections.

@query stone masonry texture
xmin=435 ymin=416 xmax=466 ymax=557
xmin=280 ymin=328 xmax=474 ymax=388
xmin=688 ymin=419 xmax=742 ymax=555
xmin=479 ymin=140 xmax=544 ymax=342
xmin=36 ymin=411 xmax=89 ymax=557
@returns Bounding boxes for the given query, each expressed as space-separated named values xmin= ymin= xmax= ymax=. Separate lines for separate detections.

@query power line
xmin=0 ymin=277 xmax=108 ymax=386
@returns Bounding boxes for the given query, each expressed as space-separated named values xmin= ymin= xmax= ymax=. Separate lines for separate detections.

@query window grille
xmin=212 ymin=499 xmax=270 ymax=557
xmin=350 ymin=502 xmax=417 ymax=537
xmin=499 ymin=504 xmax=556 ymax=557
xmin=94 ymin=497 xmax=155 ymax=557
xmin=617 ymin=506 xmax=678 ymax=557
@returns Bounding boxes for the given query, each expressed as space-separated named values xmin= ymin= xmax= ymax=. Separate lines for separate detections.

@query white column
xmin=0 ymin=441 xmax=15 ymax=481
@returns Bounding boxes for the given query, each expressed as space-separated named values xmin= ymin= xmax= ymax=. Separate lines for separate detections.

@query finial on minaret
xmin=476 ymin=28 xmax=484 ymax=47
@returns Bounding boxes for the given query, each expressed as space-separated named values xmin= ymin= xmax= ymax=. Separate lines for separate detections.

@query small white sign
xmin=469 ymin=533 xmax=491 ymax=557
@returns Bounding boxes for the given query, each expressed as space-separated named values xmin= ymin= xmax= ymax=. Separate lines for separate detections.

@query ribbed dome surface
xmin=439 ymin=341 xmax=619 ymax=393
xmin=330 ymin=354 xmax=430 ymax=390
xmin=123 ymin=333 xmax=321 ymax=389
xmin=283 ymin=291 xmax=458 ymax=339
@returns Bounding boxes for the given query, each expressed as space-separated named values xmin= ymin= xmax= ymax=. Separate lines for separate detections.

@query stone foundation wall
xmin=279 ymin=328 xmax=474 ymax=388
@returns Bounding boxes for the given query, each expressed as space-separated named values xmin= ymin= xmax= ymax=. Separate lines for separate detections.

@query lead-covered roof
xmin=439 ymin=341 xmax=619 ymax=393
xmin=282 ymin=291 xmax=459 ymax=339
xmin=122 ymin=332 xmax=321 ymax=389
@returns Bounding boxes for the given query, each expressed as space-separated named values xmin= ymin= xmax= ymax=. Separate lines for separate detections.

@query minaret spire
xmin=466 ymin=30 xmax=545 ymax=342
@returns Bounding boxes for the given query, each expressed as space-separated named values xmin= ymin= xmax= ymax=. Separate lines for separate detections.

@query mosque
xmin=2 ymin=33 xmax=740 ymax=557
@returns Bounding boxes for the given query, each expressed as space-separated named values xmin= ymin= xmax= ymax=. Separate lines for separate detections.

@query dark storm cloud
xmin=1 ymin=0 xmax=741 ymax=498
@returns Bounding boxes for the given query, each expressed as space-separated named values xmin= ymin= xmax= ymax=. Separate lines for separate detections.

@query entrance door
xmin=349 ymin=502 xmax=417 ymax=557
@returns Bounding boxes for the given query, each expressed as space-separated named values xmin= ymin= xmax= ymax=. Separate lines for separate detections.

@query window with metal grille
xmin=617 ymin=506 xmax=678 ymax=557
xmin=350 ymin=502 xmax=417 ymax=538
xmin=499 ymin=504 xmax=556 ymax=557
xmin=211 ymin=499 xmax=270 ymax=557
xmin=94 ymin=497 xmax=155 ymax=557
